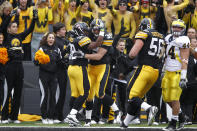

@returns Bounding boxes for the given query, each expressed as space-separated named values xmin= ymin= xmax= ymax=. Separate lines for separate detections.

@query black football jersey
xmin=135 ymin=29 xmax=165 ymax=69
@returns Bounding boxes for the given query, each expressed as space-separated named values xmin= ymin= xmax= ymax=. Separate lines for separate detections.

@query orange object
xmin=35 ymin=50 xmax=50 ymax=64
xmin=0 ymin=48 xmax=9 ymax=65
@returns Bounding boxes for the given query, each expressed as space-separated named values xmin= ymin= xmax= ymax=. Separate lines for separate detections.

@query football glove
xmin=179 ymin=79 xmax=187 ymax=90
xmin=73 ymin=51 xmax=85 ymax=58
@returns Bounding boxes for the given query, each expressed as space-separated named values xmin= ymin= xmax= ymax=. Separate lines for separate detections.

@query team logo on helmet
xmin=139 ymin=18 xmax=155 ymax=31
xmin=73 ymin=22 xmax=90 ymax=37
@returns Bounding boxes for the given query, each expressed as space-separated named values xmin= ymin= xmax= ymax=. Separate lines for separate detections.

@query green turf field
xmin=0 ymin=121 xmax=197 ymax=128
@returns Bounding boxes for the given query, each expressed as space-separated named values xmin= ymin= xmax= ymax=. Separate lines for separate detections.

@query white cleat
xmin=42 ymin=119 xmax=48 ymax=124
xmin=53 ymin=119 xmax=61 ymax=124
xmin=48 ymin=119 xmax=54 ymax=124
xmin=65 ymin=114 xmax=81 ymax=127
xmin=2 ymin=120 xmax=9 ymax=124
xmin=130 ymin=117 xmax=141 ymax=125
xmin=90 ymin=120 xmax=97 ymax=125
xmin=84 ymin=119 xmax=91 ymax=127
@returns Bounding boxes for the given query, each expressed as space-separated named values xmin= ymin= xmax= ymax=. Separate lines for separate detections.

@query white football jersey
xmin=164 ymin=34 xmax=190 ymax=71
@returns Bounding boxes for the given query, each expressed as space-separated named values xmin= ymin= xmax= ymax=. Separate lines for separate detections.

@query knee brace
xmin=102 ymin=95 xmax=114 ymax=106
xmin=127 ymin=97 xmax=143 ymax=116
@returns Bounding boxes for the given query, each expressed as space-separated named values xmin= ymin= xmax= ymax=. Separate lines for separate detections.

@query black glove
xmin=33 ymin=9 xmax=38 ymax=20
xmin=73 ymin=51 xmax=85 ymax=58
xmin=10 ymin=9 xmax=17 ymax=17
xmin=179 ymin=79 xmax=187 ymax=90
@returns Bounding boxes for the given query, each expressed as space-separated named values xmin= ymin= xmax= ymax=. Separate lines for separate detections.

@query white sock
xmin=110 ymin=102 xmax=119 ymax=112
xmin=141 ymin=102 xmax=151 ymax=111
xmin=70 ymin=109 xmax=78 ymax=115
xmin=78 ymin=108 xmax=84 ymax=114
xmin=179 ymin=108 xmax=182 ymax=114
xmin=86 ymin=110 xmax=92 ymax=120
xmin=171 ymin=115 xmax=178 ymax=121
xmin=123 ymin=113 xmax=135 ymax=126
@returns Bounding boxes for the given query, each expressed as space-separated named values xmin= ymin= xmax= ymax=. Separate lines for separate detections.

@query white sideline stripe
xmin=0 ymin=126 xmax=196 ymax=129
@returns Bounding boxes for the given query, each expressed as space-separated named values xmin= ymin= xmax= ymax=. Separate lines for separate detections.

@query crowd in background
xmin=0 ymin=0 xmax=197 ymax=128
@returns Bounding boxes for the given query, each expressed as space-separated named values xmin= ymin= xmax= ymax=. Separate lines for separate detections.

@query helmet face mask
xmin=139 ymin=18 xmax=154 ymax=31
xmin=171 ymin=19 xmax=186 ymax=37
xmin=90 ymin=19 xmax=104 ymax=37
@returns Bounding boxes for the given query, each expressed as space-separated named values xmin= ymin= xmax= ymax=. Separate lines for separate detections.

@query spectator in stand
xmin=88 ymin=0 xmax=113 ymax=33
xmin=52 ymin=0 xmax=65 ymax=24
xmin=110 ymin=0 xmax=136 ymax=54
xmin=138 ymin=0 xmax=157 ymax=21
xmin=163 ymin=0 xmax=189 ymax=34
xmin=63 ymin=0 xmax=82 ymax=32
xmin=1 ymin=8 xmax=36 ymax=124
xmin=128 ymin=0 xmax=140 ymax=31
xmin=182 ymin=0 xmax=197 ymax=30
xmin=31 ymin=0 xmax=53 ymax=60
xmin=180 ymin=37 xmax=197 ymax=125
xmin=79 ymin=0 xmax=93 ymax=26
xmin=187 ymin=27 xmax=196 ymax=39
xmin=11 ymin=0 xmax=35 ymax=61
xmin=34 ymin=32 xmax=61 ymax=124
xmin=0 ymin=1 xmax=13 ymax=35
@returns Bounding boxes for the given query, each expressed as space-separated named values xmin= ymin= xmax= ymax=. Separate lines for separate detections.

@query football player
xmin=121 ymin=18 xmax=165 ymax=128
xmin=162 ymin=19 xmax=190 ymax=131
xmin=81 ymin=19 xmax=119 ymax=126
xmin=64 ymin=22 xmax=91 ymax=127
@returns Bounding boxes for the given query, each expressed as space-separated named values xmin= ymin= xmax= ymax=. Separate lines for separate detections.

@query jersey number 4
xmin=148 ymin=37 xmax=164 ymax=58
xmin=167 ymin=46 xmax=175 ymax=59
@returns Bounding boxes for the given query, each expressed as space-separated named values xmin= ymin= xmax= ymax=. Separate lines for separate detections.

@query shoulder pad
xmin=135 ymin=31 xmax=148 ymax=40
xmin=104 ymin=32 xmax=113 ymax=40
xmin=103 ymin=32 xmax=113 ymax=46
xmin=78 ymin=36 xmax=91 ymax=47
xmin=175 ymin=36 xmax=190 ymax=48
xmin=165 ymin=34 xmax=173 ymax=43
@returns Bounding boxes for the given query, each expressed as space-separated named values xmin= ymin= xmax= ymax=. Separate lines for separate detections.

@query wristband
xmin=181 ymin=69 xmax=187 ymax=79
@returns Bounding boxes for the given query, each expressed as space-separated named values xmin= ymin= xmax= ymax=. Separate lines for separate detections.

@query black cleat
xmin=84 ymin=119 xmax=91 ymax=127
xmin=120 ymin=121 xmax=128 ymax=129
xmin=162 ymin=119 xmax=177 ymax=131
xmin=177 ymin=113 xmax=186 ymax=130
